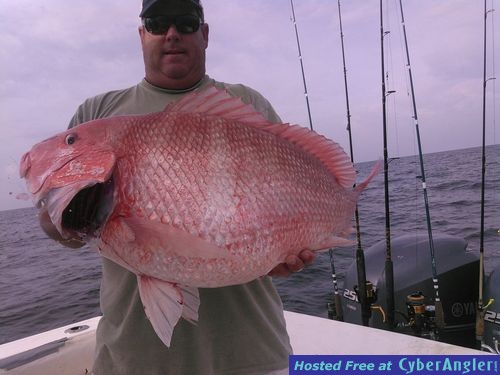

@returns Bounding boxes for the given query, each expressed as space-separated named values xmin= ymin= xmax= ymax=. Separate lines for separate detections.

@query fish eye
xmin=65 ymin=134 xmax=77 ymax=145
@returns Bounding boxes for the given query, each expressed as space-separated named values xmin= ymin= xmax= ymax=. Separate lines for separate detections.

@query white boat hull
xmin=0 ymin=311 xmax=491 ymax=374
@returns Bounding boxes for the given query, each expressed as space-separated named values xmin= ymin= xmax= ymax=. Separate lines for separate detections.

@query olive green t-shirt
xmin=69 ymin=76 xmax=292 ymax=375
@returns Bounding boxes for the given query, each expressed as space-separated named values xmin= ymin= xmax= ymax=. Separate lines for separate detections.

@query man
xmin=51 ymin=0 xmax=315 ymax=373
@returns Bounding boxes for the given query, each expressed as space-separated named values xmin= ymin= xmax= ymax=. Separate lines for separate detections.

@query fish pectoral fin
xmin=313 ymin=236 xmax=355 ymax=251
xmin=138 ymin=276 xmax=182 ymax=347
xmin=138 ymin=276 xmax=200 ymax=347
xmin=122 ymin=217 xmax=233 ymax=260
xmin=178 ymin=285 xmax=200 ymax=324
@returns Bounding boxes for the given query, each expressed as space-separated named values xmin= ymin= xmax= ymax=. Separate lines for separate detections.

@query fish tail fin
xmin=138 ymin=276 xmax=200 ymax=347
xmin=355 ymin=159 xmax=382 ymax=193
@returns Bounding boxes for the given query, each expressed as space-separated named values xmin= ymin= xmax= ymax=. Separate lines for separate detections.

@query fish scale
xmin=19 ymin=86 xmax=379 ymax=347
xmin=109 ymin=113 xmax=331 ymax=278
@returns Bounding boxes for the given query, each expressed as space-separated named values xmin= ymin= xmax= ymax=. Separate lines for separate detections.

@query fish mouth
xmin=61 ymin=177 xmax=115 ymax=236
xmin=40 ymin=177 xmax=115 ymax=239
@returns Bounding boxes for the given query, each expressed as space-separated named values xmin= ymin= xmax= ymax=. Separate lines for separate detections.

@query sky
xmin=1 ymin=0 xmax=498 ymax=211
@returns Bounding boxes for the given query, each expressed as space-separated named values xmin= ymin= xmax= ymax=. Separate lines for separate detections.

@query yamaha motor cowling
xmin=483 ymin=268 xmax=500 ymax=353
xmin=341 ymin=234 xmax=479 ymax=348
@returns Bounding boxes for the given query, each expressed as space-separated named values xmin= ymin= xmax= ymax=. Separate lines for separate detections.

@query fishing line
xmin=398 ymin=0 xmax=444 ymax=330
xmin=335 ymin=0 xmax=370 ymax=325
xmin=5 ymin=155 xmax=31 ymax=203
xmin=392 ymin=3 xmax=421 ymax=236
xmin=384 ymin=0 xmax=401 ymax=159
xmin=477 ymin=0 xmax=496 ymax=346
xmin=489 ymin=0 xmax=498 ymax=211
xmin=289 ymin=0 xmax=314 ymax=131
xmin=289 ymin=0 xmax=343 ymax=321
xmin=488 ymin=0 xmax=497 ymax=145
xmin=380 ymin=0 xmax=395 ymax=330
xmin=487 ymin=0 xmax=497 ymax=219
xmin=398 ymin=19 xmax=418 ymax=223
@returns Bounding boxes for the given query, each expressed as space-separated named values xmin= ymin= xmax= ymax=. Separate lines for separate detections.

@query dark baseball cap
xmin=140 ymin=0 xmax=204 ymax=20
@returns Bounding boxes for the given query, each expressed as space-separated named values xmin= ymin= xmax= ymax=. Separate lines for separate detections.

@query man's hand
xmin=268 ymin=249 xmax=316 ymax=277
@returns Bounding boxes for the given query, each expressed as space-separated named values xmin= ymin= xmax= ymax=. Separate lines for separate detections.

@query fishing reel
xmin=403 ymin=291 xmax=438 ymax=338
xmin=355 ymin=281 xmax=386 ymax=323
xmin=354 ymin=281 xmax=378 ymax=306
xmin=327 ymin=281 xmax=379 ymax=321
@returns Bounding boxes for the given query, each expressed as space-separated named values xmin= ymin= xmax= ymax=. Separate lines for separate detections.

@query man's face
xmin=139 ymin=14 xmax=209 ymax=89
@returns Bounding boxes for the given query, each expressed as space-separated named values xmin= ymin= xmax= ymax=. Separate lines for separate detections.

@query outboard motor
xmin=342 ymin=234 xmax=479 ymax=348
xmin=483 ymin=268 xmax=500 ymax=353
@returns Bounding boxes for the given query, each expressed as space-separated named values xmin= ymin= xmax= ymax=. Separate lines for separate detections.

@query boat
xmin=484 ymin=269 xmax=500 ymax=353
xmin=0 ymin=310 xmax=492 ymax=375
xmin=328 ymin=0 xmax=499 ymax=353
xmin=341 ymin=234 xmax=479 ymax=347
xmin=1 ymin=2 xmax=498 ymax=373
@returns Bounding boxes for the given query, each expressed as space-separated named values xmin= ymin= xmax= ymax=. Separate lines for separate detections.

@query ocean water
xmin=1 ymin=145 xmax=499 ymax=345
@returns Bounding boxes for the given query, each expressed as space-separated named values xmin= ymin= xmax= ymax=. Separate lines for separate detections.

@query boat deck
xmin=0 ymin=311 xmax=489 ymax=374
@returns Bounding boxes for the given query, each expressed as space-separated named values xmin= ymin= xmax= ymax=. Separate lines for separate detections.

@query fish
xmin=19 ymin=86 xmax=379 ymax=346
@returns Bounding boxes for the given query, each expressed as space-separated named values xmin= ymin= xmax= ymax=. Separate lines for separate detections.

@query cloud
xmin=0 ymin=0 xmax=498 ymax=211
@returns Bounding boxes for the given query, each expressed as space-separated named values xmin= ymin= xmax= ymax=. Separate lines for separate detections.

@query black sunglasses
xmin=142 ymin=14 xmax=202 ymax=35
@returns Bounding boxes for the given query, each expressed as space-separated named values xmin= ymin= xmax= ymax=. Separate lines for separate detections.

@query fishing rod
xmin=397 ymin=0 xmax=444 ymax=330
xmin=290 ymin=0 xmax=314 ymax=131
xmin=337 ymin=0 xmax=371 ymax=326
xmin=289 ymin=0 xmax=344 ymax=321
xmin=328 ymin=250 xmax=343 ymax=321
xmin=476 ymin=0 xmax=496 ymax=346
xmin=380 ymin=0 xmax=395 ymax=330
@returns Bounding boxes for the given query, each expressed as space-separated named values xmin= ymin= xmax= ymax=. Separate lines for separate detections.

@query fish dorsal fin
xmin=166 ymin=86 xmax=355 ymax=188
xmin=165 ymin=86 xmax=269 ymax=125
xmin=257 ymin=123 xmax=356 ymax=188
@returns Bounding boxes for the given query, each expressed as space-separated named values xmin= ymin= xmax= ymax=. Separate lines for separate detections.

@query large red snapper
xmin=19 ymin=86 xmax=378 ymax=346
